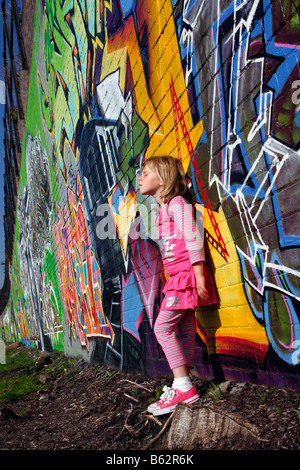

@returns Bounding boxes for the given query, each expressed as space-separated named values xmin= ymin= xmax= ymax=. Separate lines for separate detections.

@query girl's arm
xmin=192 ymin=261 xmax=209 ymax=301
xmin=169 ymin=196 xmax=209 ymax=300
xmin=169 ymin=196 xmax=205 ymax=264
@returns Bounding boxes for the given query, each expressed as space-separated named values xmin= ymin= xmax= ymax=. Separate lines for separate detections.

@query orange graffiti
xmin=52 ymin=175 xmax=114 ymax=349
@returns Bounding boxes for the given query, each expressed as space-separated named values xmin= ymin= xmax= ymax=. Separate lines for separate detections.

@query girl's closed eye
xmin=138 ymin=166 xmax=163 ymax=200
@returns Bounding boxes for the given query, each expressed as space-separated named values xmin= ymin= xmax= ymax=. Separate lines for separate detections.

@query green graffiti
xmin=38 ymin=0 xmax=95 ymax=179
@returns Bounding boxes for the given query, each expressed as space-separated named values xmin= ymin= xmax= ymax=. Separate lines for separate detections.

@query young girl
xmin=139 ymin=156 xmax=217 ymax=416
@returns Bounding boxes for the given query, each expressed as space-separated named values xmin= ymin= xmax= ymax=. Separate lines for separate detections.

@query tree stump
xmin=163 ymin=404 xmax=258 ymax=450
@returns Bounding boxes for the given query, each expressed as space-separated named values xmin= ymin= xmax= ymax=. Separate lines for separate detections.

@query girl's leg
xmin=177 ymin=308 xmax=196 ymax=370
xmin=172 ymin=309 xmax=196 ymax=390
xmin=154 ymin=308 xmax=196 ymax=370
xmin=149 ymin=308 xmax=199 ymax=415
xmin=154 ymin=308 xmax=188 ymax=371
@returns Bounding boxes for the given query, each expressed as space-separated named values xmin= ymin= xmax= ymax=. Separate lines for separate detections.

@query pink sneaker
xmin=147 ymin=386 xmax=173 ymax=414
xmin=148 ymin=386 xmax=200 ymax=416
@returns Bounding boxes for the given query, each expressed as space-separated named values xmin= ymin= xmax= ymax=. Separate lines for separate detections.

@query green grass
xmin=0 ymin=347 xmax=39 ymax=373
xmin=0 ymin=346 xmax=43 ymax=406
xmin=0 ymin=345 xmax=80 ymax=407
xmin=45 ymin=353 xmax=78 ymax=380
xmin=0 ymin=375 xmax=43 ymax=405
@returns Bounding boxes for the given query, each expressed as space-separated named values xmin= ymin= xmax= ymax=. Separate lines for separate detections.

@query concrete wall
xmin=1 ymin=0 xmax=300 ymax=390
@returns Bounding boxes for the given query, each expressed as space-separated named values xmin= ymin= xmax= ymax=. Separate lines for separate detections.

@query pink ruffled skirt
xmin=160 ymin=264 xmax=218 ymax=311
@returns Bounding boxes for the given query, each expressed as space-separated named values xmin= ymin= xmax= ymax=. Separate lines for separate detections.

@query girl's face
xmin=139 ymin=165 xmax=163 ymax=200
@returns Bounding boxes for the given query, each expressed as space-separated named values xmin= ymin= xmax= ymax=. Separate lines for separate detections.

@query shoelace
xmin=158 ymin=386 xmax=176 ymax=404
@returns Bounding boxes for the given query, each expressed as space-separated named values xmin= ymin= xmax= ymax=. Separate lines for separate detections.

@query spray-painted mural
xmin=1 ymin=0 xmax=300 ymax=389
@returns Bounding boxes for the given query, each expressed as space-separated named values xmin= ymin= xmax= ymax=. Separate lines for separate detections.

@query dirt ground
xmin=0 ymin=345 xmax=300 ymax=452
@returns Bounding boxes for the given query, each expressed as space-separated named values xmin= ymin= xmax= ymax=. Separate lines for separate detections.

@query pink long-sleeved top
xmin=155 ymin=195 xmax=205 ymax=275
xmin=155 ymin=195 xmax=218 ymax=309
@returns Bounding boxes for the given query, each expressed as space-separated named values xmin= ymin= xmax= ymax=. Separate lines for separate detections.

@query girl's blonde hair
xmin=142 ymin=156 xmax=190 ymax=203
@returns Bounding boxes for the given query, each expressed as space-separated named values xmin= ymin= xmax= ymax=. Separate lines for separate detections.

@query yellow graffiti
xmin=195 ymin=204 xmax=269 ymax=363
xmin=101 ymin=0 xmax=203 ymax=170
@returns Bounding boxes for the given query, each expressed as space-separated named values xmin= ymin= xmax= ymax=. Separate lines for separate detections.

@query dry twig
xmin=121 ymin=403 xmax=134 ymax=435
xmin=124 ymin=392 xmax=139 ymax=403
xmin=119 ymin=379 xmax=153 ymax=393
xmin=146 ymin=414 xmax=163 ymax=426
xmin=143 ymin=412 xmax=174 ymax=450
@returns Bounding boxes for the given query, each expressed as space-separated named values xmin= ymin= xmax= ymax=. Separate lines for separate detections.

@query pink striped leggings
xmin=154 ymin=308 xmax=196 ymax=370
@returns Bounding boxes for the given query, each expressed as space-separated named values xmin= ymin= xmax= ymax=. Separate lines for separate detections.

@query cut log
xmin=164 ymin=404 xmax=258 ymax=450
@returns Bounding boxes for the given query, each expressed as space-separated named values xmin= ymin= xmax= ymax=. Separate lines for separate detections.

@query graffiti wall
xmin=1 ymin=0 xmax=300 ymax=390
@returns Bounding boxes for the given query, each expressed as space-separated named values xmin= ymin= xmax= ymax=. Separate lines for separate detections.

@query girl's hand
xmin=195 ymin=273 xmax=209 ymax=301
xmin=193 ymin=262 xmax=209 ymax=301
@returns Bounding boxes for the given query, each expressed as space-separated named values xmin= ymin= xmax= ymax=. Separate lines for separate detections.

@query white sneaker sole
xmin=147 ymin=403 xmax=159 ymax=413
